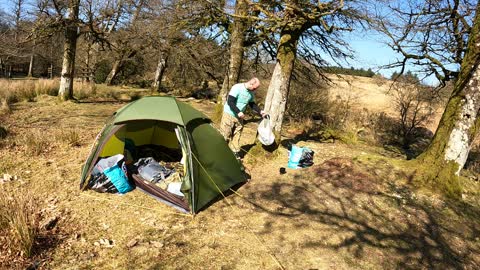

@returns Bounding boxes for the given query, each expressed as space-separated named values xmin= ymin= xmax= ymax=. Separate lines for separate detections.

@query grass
xmin=0 ymin=77 xmax=479 ymax=269
xmin=0 ymin=185 xmax=39 ymax=258
xmin=0 ymin=78 xmax=59 ymax=105
xmin=0 ymin=79 xmax=145 ymax=105
xmin=0 ymin=125 xmax=7 ymax=139
xmin=56 ymin=129 xmax=81 ymax=147
xmin=73 ymin=81 xmax=97 ymax=100
xmin=21 ymin=129 xmax=51 ymax=156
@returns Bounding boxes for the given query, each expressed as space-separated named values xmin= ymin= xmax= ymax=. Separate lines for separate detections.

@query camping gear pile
xmin=80 ymin=97 xmax=246 ymax=214
xmin=287 ymin=145 xmax=315 ymax=169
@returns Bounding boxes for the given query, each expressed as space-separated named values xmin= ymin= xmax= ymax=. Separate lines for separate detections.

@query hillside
xmin=0 ymin=82 xmax=479 ymax=269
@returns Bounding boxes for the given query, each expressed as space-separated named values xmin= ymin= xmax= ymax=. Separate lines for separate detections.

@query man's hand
xmin=237 ymin=112 xmax=245 ymax=119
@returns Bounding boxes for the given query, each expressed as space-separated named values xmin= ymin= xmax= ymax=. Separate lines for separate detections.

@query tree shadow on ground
xmin=242 ymin=158 xmax=480 ymax=269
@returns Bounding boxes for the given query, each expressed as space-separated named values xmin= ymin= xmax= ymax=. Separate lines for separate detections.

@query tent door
xmin=175 ymin=127 xmax=195 ymax=213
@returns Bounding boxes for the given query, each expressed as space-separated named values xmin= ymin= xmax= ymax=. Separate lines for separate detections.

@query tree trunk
xmin=105 ymin=50 xmax=136 ymax=85
xmin=27 ymin=54 xmax=34 ymax=77
xmin=152 ymin=52 xmax=168 ymax=92
xmin=416 ymin=5 xmax=480 ymax=197
xmin=105 ymin=59 xmax=122 ymax=85
xmin=264 ymin=30 xmax=300 ymax=133
xmin=0 ymin=58 xmax=3 ymax=78
xmin=58 ymin=0 xmax=80 ymax=100
xmin=218 ymin=0 xmax=248 ymax=104
xmin=27 ymin=39 xmax=35 ymax=77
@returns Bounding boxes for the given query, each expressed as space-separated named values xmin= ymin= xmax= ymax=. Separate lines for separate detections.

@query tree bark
xmin=152 ymin=52 xmax=168 ymax=92
xmin=264 ymin=29 xmax=300 ymax=133
xmin=218 ymin=0 xmax=248 ymax=104
xmin=105 ymin=59 xmax=121 ymax=85
xmin=28 ymin=38 xmax=36 ymax=77
xmin=416 ymin=3 xmax=480 ymax=197
xmin=58 ymin=0 xmax=80 ymax=100
xmin=105 ymin=50 xmax=137 ymax=85
xmin=27 ymin=54 xmax=34 ymax=77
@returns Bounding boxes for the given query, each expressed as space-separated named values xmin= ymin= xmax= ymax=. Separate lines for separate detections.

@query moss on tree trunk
xmin=414 ymin=4 xmax=480 ymax=198
xmin=214 ymin=0 xmax=248 ymax=123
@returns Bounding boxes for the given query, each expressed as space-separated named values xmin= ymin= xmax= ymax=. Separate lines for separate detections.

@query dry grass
xmin=0 ymin=186 xmax=39 ymax=258
xmin=1 ymin=98 xmax=11 ymax=114
xmin=0 ymin=79 xmax=59 ymax=105
xmin=0 ymin=79 xmax=478 ymax=269
xmin=56 ymin=129 xmax=81 ymax=147
xmin=74 ymin=81 xmax=97 ymax=100
xmin=21 ymin=129 xmax=52 ymax=156
xmin=0 ymin=125 xmax=7 ymax=139
xmin=34 ymin=79 xmax=60 ymax=96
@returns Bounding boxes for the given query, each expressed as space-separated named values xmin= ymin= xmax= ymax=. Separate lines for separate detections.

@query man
xmin=220 ymin=77 xmax=267 ymax=157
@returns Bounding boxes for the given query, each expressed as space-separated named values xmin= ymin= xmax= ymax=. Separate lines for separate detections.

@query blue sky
xmin=336 ymin=30 xmax=439 ymax=86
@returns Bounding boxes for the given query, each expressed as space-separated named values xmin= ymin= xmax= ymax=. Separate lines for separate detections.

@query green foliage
xmin=324 ymin=66 xmax=375 ymax=77
xmin=95 ymin=60 xmax=112 ymax=83
xmin=391 ymin=70 xmax=420 ymax=83
xmin=117 ymin=54 xmax=146 ymax=84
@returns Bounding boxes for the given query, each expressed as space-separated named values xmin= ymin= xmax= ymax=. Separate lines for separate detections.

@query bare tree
xmin=389 ymin=76 xmax=436 ymax=149
xmin=104 ymin=0 xmax=148 ymax=85
xmin=378 ymin=0 xmax=480 ymax=196
xmin=152 ymin=51 xmax=168 ymax=91
xmin=247 ymin=0 xmax=364 ymax=135
xmin=218 ymin=0 xmax=248 ymax=103
xmin=58 ymin=0 xmax=80 ymax=100
xmin=375 ymin=0 xmax=476 ymax=86
xmin=417 ymin=3 xmax=480 ymax=197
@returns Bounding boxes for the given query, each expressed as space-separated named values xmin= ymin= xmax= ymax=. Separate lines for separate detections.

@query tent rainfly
xmin=80 ymin=96 xmax=246 ymax=214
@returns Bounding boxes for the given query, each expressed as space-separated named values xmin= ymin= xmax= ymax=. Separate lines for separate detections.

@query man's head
xmin=245 ymin=77 xmax=260 ymax=91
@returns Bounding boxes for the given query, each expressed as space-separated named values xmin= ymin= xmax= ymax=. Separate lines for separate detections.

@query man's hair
xmin=246 ymin=77 xmax=260 ymax=90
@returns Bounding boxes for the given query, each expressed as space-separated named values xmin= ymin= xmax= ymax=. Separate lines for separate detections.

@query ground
xmin=0 ymin=90 xmax=479 ymax=269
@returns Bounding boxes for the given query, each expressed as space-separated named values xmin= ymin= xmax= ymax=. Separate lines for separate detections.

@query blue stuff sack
xmin=288 ymin=145 xmax=315 ymax=169
xmin=103 ymin=164 xmax=133 ymax=194
xmin=288 ymin=145 xmax=304 ymax=169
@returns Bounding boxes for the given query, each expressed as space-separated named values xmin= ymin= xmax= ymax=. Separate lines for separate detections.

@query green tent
xmin=80 ymin=96 xmax=246 ymax=214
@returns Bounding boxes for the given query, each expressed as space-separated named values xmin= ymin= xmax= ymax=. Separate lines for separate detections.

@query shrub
xmin=0 ymin=79 xmax=60 ymax=106
xmin=35 ymin=79 xmax=59 ymax=96
xmin=0 ymin=186 xmax=39 ymax=257
xmin=0 ymin=125 xmax=7 ymax=139
xmin=129 ymin=91 xmax=142 ymax=101
xmin=74 ymin=81 xmax=96 ymax=100
xmin=388 ymin=79 xmax=437 ymax=148
xmin=22 ymin=130 xmax=50 ymax=156
xmin=0 ymin=98 xmax=11 ymax=114
xmin=286 ymin=75 xmax=329 ymax=120
xmin=57 ymin=129 xmax=81 ymax=147
xmin=95 ymin=60 xmax=112 ymax=83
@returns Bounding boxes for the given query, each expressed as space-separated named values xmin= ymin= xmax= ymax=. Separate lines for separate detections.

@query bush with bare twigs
xmin=389 ymin=78 xmax=437 ymax=149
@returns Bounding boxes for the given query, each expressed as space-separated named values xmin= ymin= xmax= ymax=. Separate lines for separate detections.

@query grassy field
xmin=0 ymin=79 xmax=479 ymax=269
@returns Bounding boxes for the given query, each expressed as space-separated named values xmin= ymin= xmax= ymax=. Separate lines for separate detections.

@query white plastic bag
xmin=257 ymin=116 xmax=275 ymax=146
